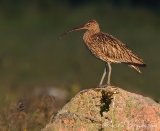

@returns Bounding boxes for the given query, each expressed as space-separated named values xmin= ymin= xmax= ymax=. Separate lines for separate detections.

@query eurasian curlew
xmin=61 ymin=20 xmax=146 ymax=86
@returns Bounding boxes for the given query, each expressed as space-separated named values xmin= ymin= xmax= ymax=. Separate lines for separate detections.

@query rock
xmin=42 ymin=86 xmax=160 ymax=131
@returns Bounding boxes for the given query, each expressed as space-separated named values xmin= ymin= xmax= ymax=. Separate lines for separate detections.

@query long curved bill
xmin=59 ymin=24 xmax=85 ymax=39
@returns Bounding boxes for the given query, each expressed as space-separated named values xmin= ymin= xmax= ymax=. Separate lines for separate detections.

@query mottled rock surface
xmin=42 ymin=86 xmax=160 ymax=131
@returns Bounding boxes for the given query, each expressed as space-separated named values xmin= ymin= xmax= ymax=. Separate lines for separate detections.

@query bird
xmin=61 ymin=20 xmax=146 ymax=86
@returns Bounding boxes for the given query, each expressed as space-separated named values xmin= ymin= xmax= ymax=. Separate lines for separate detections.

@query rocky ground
xmin=42 ymin=86 xmax=160 ymax=131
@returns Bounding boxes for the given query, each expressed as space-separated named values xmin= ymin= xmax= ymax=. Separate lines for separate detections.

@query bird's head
xmin=80 ymin=20 xmax=100 ymax=31
xmin=60 ymin=20 xmax=100 ymax=38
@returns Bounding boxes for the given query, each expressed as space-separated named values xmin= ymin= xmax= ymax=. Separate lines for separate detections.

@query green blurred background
xmin=0 ymin=0 xmax=160 ymax=105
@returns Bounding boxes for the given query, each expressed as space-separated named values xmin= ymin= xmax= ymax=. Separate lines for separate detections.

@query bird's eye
xmin=86 ymin=23 xmax=90 ymax=27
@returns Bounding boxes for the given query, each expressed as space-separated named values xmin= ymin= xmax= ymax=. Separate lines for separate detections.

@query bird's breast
xmin=83 ymin=32 xmax=105 ymax=60
xmin=83 ymin=33 xmax=95 ymax=51
xmin=83 ymin=32 xmax=92 ymax=44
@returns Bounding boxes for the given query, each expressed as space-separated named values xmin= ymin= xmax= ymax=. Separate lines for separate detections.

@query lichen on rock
xmin=42 ymin=86 xmax=160 ymax=131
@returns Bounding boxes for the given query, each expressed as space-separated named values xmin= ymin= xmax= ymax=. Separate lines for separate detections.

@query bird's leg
xmin=107 ymin=62 xmax=112 ymax=85
xmin=99 ymin=64 xmax=107 ymax=86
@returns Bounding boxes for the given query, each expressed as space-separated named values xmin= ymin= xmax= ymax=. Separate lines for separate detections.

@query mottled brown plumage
xmin=62 ymin=20 xmax=146 ymax=86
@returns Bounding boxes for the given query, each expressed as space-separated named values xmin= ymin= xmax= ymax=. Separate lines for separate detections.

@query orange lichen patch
xmin=77 ymin=127 xmax=87 ymax=131
xmin=61 ymin=118 xmax=75 ymax=127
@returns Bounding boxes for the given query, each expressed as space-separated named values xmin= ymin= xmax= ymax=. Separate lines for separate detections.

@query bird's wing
xmin=91 ymin=32 xmax=146 ymax=66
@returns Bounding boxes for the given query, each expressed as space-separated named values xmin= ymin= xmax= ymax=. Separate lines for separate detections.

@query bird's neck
xmin=88 ymin=27 xmax=100 ymax=34
xmin=83 ymin=29 xmax=100 ymax=43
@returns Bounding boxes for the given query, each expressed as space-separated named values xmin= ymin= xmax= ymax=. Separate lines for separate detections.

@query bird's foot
xmin=98 ymin=83 xmax=111 ymax=88
xmin=96 ymin=84 xmax=119 ymax=94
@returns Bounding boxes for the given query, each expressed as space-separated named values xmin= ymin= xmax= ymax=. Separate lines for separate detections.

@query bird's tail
xmin=126 ymin=52 xmax=146 ymax=73
xmin=128 ymin=65 xmax=142 ymax=73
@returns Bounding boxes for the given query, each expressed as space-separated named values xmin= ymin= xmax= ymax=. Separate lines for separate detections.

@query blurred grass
xmin=0 ymin=93 xmax=63 ymax=131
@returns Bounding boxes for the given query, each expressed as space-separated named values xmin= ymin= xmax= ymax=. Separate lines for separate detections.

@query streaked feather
xmin=84 ymin=32 xmax=146 ymax=72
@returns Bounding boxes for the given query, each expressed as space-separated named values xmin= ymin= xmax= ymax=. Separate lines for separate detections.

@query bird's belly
xmin=85 ymin=43 xmax=108 ymax=62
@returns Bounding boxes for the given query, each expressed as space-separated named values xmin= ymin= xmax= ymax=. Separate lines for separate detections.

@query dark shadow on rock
xmin=100 ymin=90 xmax=112 ymax=117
